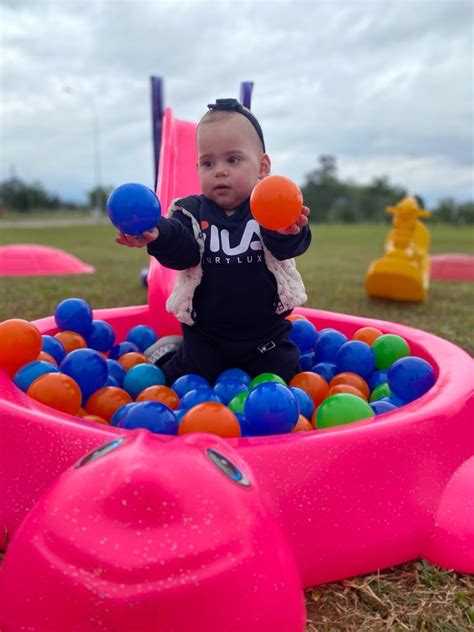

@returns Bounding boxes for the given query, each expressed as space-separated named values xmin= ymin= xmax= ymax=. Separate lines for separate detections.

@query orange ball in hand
xmin=250 ymin=175 xmax=303 ymax=230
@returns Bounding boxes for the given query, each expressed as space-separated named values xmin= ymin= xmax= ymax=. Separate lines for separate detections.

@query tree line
xmin=1 ymin=157 xmax=473 ymax=224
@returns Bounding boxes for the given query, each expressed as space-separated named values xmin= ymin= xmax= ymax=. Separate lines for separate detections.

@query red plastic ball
xmin=250 ymin=175 xmax=303 ymax=230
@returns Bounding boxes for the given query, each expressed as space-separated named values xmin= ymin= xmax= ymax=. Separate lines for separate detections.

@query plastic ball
xmin=244 ymin=382 xmax=299 ymax=436
xmin=136 ymin=385 xmax=180 ymax=409
xmin=174 ymin=408 xmax=187 ymax=424
xmin=329 ymin=372 xmax=370 ymax=399
xmin=369 ymin=382 xmax=393 ymax=402
xmin=370 ymin=400 xmax=398 ymax=415
xmin=0 ymin=319 xmax=42 ymax=377
xmin=328 ymin=383 xmax=367 ymax=401
xmin=378 ymin=396 xmax=404 ymax=407
xmin=213 ymin=378 xmax=248 ymax=405
xmin=106 ymin=359 xmax=126 ymax=386
xmin=216 ymin=368 xmax=251 ymax=386
xmin=116 ymin=400 xmax=178 ymax=435
xmin=118 ymin=352 xmax=149 ymax=371
xmin=288 ymin=319 xmax=318 ymax=353
xmin=54 ymin=298 xmax=93 ymax=336
xmin=367 ymin=370 xmax=388 ymax=392
xmin=107 ymin=183 xmax=161 ymax=235
xmin=315 ymin=393 xmax=375 ymax=429
xmin=42 ymin=334 xmax=66 ymax=365
xmin=228 ymin=390 xmax=250 ymax=414
xmin=292 ymin=415 xmax=313 ymax=432
xmin=311 ymin=361 xmax=338 ymax=383
xmin=140 ymin=267 xmax=149 ymax=288
xmin=84 ymin=320 xmax=116 ymax=353
xmin=299 ymin=352 xmax=315 ymax=371
xmin=60 ymin=348 xmax=108 ymax=402
xmin=289 ymin=386 xmax=315 ymax=420
xmin=180 ymin=386 xmax=222 ymax=411
xmin=289 ymin=371 xmax=329 ymax=407
xmin=13 ymin=360 xmax=59 ymax=393
xmin=110 ymin=402 xmax=138 ymax=426
xmin=171 ymin=374 xmax=210 ymax=398
xmin=27 ymin=373 xmax=82 ymax=415
xmin=86 ymin=386 xmax=133 ymax=422
xmin=235 ymin=412 xmax=251 ymax=437
xmin=249 ymin=372 xmax=286 ymax=390
xmin=122 ymin=363 xmax=166 ymax=399
xmin=126 ymin=325 xmax=158 ymax=352
xmin=250 ymin=175 xmax=303 ymax=230
xmin=82 ymin=414 xmax=108 ymax=425
xmin=387 ymin=356 xmax=436 ymax=403
xmin=335 ymin=340 xmax=376 ymax=379
xmin=314 ymin=329 xmax=348 ymax=362
xmin=103 ymin=375 xmax=119 ymax=387
xmin=108 ymin=341 xmax=140 ymax=360
xmin=286 ymin=313 xmax=309 ymax=322
xmin=54 ymin=331 xmax=87 ymax=354
xmin=37 ymin=351 xmax=58 ymax=366
xmin=352 ymin=327 xmax=383 ymax=345
xmin=372 ymin=334 xmax=411 ymax=370
xmin=179 ymin=402 xmax=240 ymax=438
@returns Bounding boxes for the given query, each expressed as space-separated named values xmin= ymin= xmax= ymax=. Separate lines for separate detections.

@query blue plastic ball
xmin=314 ymin=329 xmax=348 ymax=362
xmin=311 ymin=361 xmax=338 ymax=383
xmin=171 ymin=374 xmax=210 ymax=398
xmin=288 ymin=319 xmax=318 ymax=353
xmin=174 ymin=408 xmax=187 ymax=424
xmin=378 ymin=396 xmax=404 ymax=407
xmin=13 ymin=360 xmax=59 ymax=392
xmin=110 ymin=402 xmax=138 ymax=426
xmin=108 ymin=341 xmax=140 ymax=360
xmin=103 ymin=375 xmax=119 ymax=387
xmin=289 ymin=386 xmax=315 ymax=420
xmin=235 ymin=412 xmax=252 ymax=437
xmin=126 ymin=325 xmax=158 ymax=352
xmin=336 ymin=340 xmax=376 ymax=378
xmin=140 ymin=267 xmax=149 ymax=288
xmin=213 ymin=378 xmax=248 ymax=405
xmin=370 ymin=400 xmax=398 ymax=415
xmin=107 ymin=183 xmax=161 ymax=235
xmin=367 ymin=370 xmax=388 ymax=392
xmin=299 ymin=351 xmax=315 ymax=371
xmin=85 ymin=320 xmax=116 ymax=353
xmin=387 ymin=356 xmax=436 ymax=403
xmin=244 ymin=382 xmax=299 ymax=436
xmin=216 ymin=368 xmax=251 ymax=386
xmin=42 ymin=334 xmax=66 ymax=365
xmin=122 ymin=363 xmax=166 ymax=399
xmin=106 ymin=359 xmax=126 ymax=386
xmin=54 ymin=298 xmax=93 ymax=336
xmin=180 ymin=387 xmax=222 ymax=411
xmin=115 ymin=401 xmax=178 ymax=435
xmin=60 ymin=348 xmax=108 ymax=402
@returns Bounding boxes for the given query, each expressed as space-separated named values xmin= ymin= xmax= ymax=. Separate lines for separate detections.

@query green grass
xmin=0 ymin=220 xmax=473 ymax=629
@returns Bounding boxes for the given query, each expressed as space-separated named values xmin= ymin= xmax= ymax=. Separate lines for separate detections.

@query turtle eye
xmin=75 ymin=438 xmax=126 ymax=468
xmin=207 ymin=448 xmax=250 ymax=487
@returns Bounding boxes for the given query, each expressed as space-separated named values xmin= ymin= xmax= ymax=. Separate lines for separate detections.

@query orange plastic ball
xmin=179 ymin=402 xmax=241 ymax=438
xmin=0 ymin=319 xmax=42 ymax=377
xmin=27 ymin=373 xmax=82 ymax=415
xmin=118 ymin=352 xmax=149 ymax=371
xmin=76 ymin=407 xmax=88 ymax=418
xmin=82 ymin=414 xmax=109 ymax=425
xmin=292 ymin=415 xmax=313 ymax=432
xmin=328 ymin=384 xmax=368 ymax=401
xmin=54 ymin=330 xmax=87 ymax=354
xmin=352 ymin=326 xmax=383 ymax=345
xmin=286 ymin=313 xmax=309 ymax=322
xmin=289 ymin=371 xmax=329 ymax=407
xmin=250 ymin=175 xmax=303 ymax=230
xmin=37 ymin=351 xmax=58 ymax=366
xmin=136 ymin=385 xmax=180 ymax=409
xmin=85 ymin=386 xmax=133 ymax=422
xmin=329 ymin=372 xmax=370 ymax=399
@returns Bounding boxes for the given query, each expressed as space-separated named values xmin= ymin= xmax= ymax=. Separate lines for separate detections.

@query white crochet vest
xmin=165 ymin=200 xmax=308 ymax=326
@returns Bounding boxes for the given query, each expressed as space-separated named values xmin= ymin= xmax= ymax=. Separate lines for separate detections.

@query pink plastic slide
xmin=0 ymin=108 xmax=473 ymax=631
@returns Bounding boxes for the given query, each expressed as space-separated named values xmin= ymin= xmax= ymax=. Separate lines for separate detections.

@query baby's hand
xmin=115 ymin=227 xmax=159 ymax=248
xmin=277 ymin=206 xmax=310 ymax=235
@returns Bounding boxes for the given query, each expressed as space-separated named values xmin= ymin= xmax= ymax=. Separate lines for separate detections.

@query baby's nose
xmin=215 ymin=163 xmax=228 ymax=176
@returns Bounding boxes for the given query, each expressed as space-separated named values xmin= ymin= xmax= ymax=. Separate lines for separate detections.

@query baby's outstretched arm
xmin=115 ymin=227 xmax=159 ymax=248
xmin=277 ymin=206 xmax=310 ymax=236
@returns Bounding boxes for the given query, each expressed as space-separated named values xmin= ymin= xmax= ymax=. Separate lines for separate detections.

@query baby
xmin=116 ymin=98 xmax=311 ymax=384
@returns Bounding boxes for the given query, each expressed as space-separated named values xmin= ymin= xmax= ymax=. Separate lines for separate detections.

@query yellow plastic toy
xmin=365 ymin=197 xmax=431 ymax=302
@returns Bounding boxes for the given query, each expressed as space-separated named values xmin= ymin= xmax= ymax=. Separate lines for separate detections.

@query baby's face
xmin=197 ymin=114 xmax=270 ymax=210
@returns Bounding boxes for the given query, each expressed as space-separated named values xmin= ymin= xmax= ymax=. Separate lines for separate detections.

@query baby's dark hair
xmin=199 ymin=98 xmax=266 ymax=152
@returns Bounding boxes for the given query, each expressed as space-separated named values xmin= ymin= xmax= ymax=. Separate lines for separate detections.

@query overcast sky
xmin=1 ymin=0 xmax=473 ymax=207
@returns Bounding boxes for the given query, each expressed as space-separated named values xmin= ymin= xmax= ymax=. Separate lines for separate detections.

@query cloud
xmin=1 ymin=0 xmax=472 ymax=206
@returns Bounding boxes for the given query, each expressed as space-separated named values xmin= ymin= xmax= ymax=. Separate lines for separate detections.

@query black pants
xmin=162 ymin=320 xmax=301 ymax=386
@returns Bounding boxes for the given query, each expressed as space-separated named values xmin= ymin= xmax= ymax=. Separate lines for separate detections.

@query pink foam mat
xmin=0 ymin=244 xmax=95 ymax=276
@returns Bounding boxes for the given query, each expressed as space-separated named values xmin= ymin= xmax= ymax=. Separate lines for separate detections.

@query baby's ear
xmin=259 ymin=153 xmax=271 ymax=179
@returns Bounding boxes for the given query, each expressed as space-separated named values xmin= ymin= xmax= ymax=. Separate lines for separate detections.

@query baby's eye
xmin=201 ymin=160 xmax=212 ymax=168
xmin=228 ymin=156 xmax=240 ymax=164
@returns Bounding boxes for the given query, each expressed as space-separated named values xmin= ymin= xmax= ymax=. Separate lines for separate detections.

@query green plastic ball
xmin=228 ymin=390 xmax=249 ymax=414
xmin=369 ymin=382 xmax=393 ymax=402
xmin=316 ymin=393 xmax=375 ymax=429
xmin=372 ymin=334 xmax=410 ymax=370
xmin=249 ymin=372 xmax=286 ymax=390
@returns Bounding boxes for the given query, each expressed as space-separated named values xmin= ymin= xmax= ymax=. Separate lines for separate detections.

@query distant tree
xmin=87 ymin=186 xmax=113 ymax=211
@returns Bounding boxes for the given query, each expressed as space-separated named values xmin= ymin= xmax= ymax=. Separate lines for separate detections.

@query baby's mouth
xmin=214 ymin=184 xmax=230 ymax=191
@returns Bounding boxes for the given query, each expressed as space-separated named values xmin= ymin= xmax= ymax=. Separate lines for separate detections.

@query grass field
xmin=0 ymin=220 xmax=473 ymax=629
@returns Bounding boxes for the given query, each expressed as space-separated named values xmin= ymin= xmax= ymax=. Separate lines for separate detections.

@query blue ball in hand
xmin=107 ymin=183 xmax=161 ymax=235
